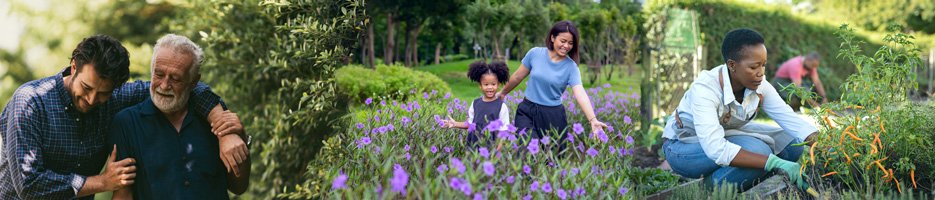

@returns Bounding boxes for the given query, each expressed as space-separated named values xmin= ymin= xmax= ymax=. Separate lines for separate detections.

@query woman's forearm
xmin=499 ymin=65 xmax=530 ymax=96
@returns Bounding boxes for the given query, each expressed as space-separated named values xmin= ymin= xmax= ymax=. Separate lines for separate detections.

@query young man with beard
xmin=109 ymin=34 xmax=249 ymax=199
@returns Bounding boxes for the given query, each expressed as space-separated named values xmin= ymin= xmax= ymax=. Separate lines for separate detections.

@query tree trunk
xmin=384 ymin=12 xmax=396 ymax=65
xmin=491 ymin=28 xmax=502 ymax=61
xmin=404 ymin=19 xmax=423 ymax=67
xmin=366 ymin=20 xmax=375 ymax=68
xmin=434 ymin=42 xmax=442 ymax=65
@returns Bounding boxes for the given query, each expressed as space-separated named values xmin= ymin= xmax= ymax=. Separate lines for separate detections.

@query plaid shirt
xmin=0 ymin=67 xmax=221 ymax=199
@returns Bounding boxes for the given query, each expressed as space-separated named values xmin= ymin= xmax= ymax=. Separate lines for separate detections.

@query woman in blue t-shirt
xmin=496 ymin=20 xmax=607 ymax=151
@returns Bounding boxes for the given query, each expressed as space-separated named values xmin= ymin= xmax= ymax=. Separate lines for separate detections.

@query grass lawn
xmin=415 ymin=59 xmax=643 ymax=101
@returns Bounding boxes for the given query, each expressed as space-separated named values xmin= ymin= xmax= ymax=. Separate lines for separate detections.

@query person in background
xmin=772 ymin=52 xmax=828 ymax=111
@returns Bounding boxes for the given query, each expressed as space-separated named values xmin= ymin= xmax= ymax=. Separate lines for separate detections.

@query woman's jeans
xmin=663 ymin=135 xmax=804 ymax=191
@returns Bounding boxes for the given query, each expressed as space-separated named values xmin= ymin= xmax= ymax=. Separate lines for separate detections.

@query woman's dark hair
xmin=721 ymin=28 xmax=765 ymax=64
xmin=545 ymin=20 xmax=580 ymax=63
xmin=70 ymin=34 xmax=131 ymax=87
xmin=467 ymin=61 xmax=510 ymax=84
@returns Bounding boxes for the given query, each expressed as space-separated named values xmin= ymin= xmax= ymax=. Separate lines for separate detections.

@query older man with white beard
xmin=108 ymin=34 xmax=250 ymax=199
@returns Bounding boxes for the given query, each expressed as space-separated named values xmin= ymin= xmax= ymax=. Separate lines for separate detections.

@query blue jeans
xmin=663 ymin=135 xmax=803 ymax=191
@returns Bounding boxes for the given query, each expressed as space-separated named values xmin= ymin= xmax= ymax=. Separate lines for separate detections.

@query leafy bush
xmin=167 ymin=0 xmax=366 ymax=197
xmin=646 ymin=0 xmax=883 ymax=100
xmin=336 ymin=64 xmax=451 ymax=104
xmin=297 ymin=86 xmax=666 ymax=198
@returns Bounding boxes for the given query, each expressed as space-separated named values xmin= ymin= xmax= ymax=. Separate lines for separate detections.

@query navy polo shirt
xmin=109 ymin=99 xmax=228 ymax=200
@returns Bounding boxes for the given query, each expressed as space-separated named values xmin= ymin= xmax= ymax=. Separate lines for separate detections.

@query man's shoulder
xmin=12 ymin=76 xmax=60 ymax=102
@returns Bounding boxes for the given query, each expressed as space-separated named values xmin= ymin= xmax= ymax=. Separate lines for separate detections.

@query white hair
xmin=151 ymin=34 xmax=203 ymax=81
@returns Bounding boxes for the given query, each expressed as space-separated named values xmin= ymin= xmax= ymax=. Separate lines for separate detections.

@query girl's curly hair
xmin=467 ymin=61 xmax=510 ymax=84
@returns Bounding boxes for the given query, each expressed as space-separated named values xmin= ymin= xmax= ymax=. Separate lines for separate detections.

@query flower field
xmin=319 ymin=85 xmax=681 ymax=199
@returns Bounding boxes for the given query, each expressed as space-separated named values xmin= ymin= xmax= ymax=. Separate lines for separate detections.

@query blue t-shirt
xmin=520 ymin=47 xmax=582 ymax=106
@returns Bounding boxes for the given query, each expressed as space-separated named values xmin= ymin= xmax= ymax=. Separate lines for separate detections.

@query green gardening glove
xmin=764 ymin=154 xmax=809 ymax=190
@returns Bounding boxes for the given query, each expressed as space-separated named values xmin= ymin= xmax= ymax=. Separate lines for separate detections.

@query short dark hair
xmin=70 ymin=35 xmax=130 ymax=88
xmin=721 ymin=28 xmax=765 ymax=64
xmin=545 ymin=20 xmax=580 ymax=63
xmin=467 ymin=61 xmax=510 ymax=84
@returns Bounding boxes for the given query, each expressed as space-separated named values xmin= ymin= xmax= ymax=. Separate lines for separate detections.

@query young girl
xmin=443 ymin=61 xmax=512 ymax=146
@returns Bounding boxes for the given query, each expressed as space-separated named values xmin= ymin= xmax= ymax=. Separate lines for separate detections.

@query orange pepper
xmin=822 ymin=171 xmax=839 ymax=177
xmin=845 ymin=131 xmax=863 ymax=141
xmin=870 ymin=142 xmax=878 ymax=155
xmin=810 ymin=141 xmax=817 ymax=164
xmin=895 ymin=178 xmax=903 ymax=193
xmin=912 ymin=169 xmax=917 ymax=189
xmin=880 ymin=120 xmax=886 ymax=133
xmin=823 ymin=115 xmax=835 ymax=129
xmin=873 ymin=105 xmax=881 ymax=113
xmin=843 ymin=151 xmax=852 ymax=164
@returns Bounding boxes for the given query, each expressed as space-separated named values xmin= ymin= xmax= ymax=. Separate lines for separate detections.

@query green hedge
xmin=647 ymin=0 xmax=881 ymax=100
xmin=336 ymin=64 xmax=451 ymax=104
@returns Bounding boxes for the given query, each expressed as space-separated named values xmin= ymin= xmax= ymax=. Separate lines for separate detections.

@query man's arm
xmin=810 ymin=73 xmax=828 ymax=102
xmin=112 ymin=188 xmax=133 ymax=200
xmin=222 ymin=135 xmax=250 ymax=195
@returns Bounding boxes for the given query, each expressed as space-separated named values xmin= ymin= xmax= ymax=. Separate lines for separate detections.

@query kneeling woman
xmin=662 ymin=28 xmax=817 ymax=191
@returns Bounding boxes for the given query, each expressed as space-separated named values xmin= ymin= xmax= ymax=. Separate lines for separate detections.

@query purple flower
xmin=526 ymin=139 xmax=540 ymax=154
xmin=356 ymin=123 xmax=365 ymax=130
xmin=607 ymin=125 xmax=615 ymax=133
xmin=541 ymin=136 xmax=551 ymax=145
xmin=437 ymin=164 xmax=448 ymax=173
xmin=365 ymin=98 xmax=373 ymax=105
xmin=485 ymin=119 xmax=503 ymax=132
xmin=572 ymin=123 xmax=584 ymax=134
xmin=356 ymin=137 xmax=371 ymax=148
xmin=331 ymin=172 xmax=348 ymax=190
xmin=570 ymin=168 xmax=579 ymax=176
xmin=473 ymin=193 xmax=483 ymax=200
xmin=625 ymin=135 xmax=634 ymax=144
xmin=575 ymin=187 xmax=586 ymax=197
xmin=466 ymin=122 xmax=476 ymax=133
xmin=390 ymin=164 xmax=408 ymax=195
xmin=541 ymin=182 xmax=552 ymax=193
xmin=506 ymin=175 xmax=515 ymax=184
xmin=556 ymin=188 xmax=568 ymax=199
xmin=374 ymin=115 xmax=381 ymax=122
xmin=609 ymin=146 xmax=617 ymax=153
xmin=482 ymin=161 xmax=494 ymax=176
xmin=404 ymin=153 xmax=411 ymax=160
xmin=479 ymin=147 xmax=490 ymax=158
xmin=449 ymin=177 xmax=463 ymax=189
xmin=404 ymin=145 xmax=410 ymax=152
xmin=603 ymin=83 xmax=611 ymax=88
xmin=596 ymin=130 xmax=608 ymax=143
xmin=424 ymin=92 xmax=430 ymax=99
xmin=451 ymin=158 xmax=466 ymax=174
xmin=401 ymin=117 xmax=411 ymax=126
xmin=618 ymin=186 xmax=629 ymax=195
xmin=523 ymin=195 xmax=532 ymax=200
xmin=523 ymin=165 xmax=531 ymax=174
xmin=506 ymin=124 xmax=517 ymax=133
xmin=445 ymin=146 xmax=453 ymax=153
xmin=434 ymin=115 xmax=445 ymax=127
xmin=530 ymin=181 xmax=540 ymax=192
xmin=624 ymin=116 xmax=632 ymax=124
xmin=431 ymin=146 xmax=438 ymax=153
xmin=444 ymin=93 xmax=451 ymax=99
xmin=587 ymin=147 xmax=598 ymax=157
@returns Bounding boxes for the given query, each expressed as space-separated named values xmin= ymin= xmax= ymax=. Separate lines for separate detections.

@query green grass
xmin=415 ymin=59 xmax=642 ymax=101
